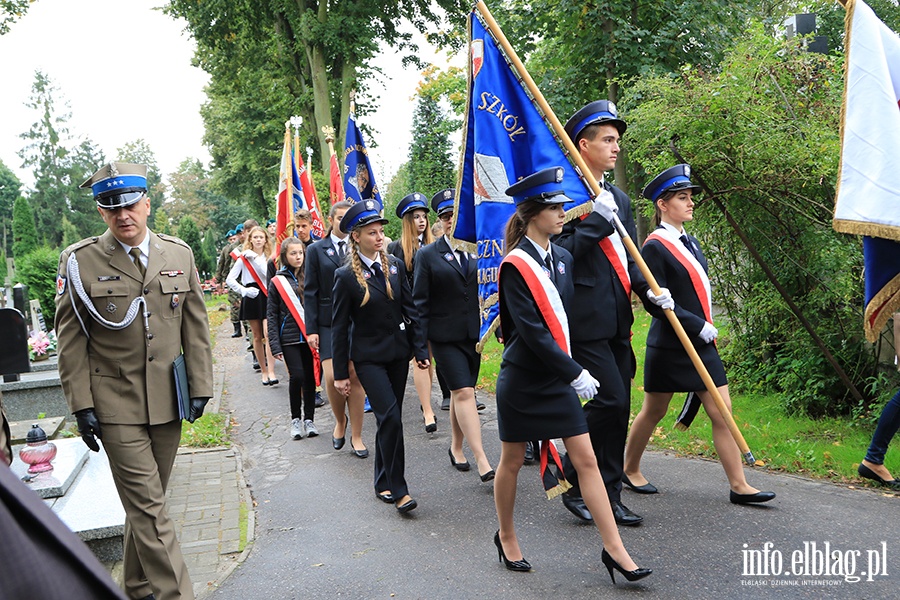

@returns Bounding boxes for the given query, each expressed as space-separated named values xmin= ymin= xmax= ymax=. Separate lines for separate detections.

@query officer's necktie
xmin=371 ymin=261 xmax=385 ymax=286
xmin=458 ymin=250 xmax=468 ymax=271
xmin=544 ymin=254 xmax=555 ymax=283
xmin=680 ymin=235 xmax=697 ymax=259
xmin=337 ymin=240 xmax=346 ymax=259
xmin=130 ymin=247 xmax=146 ymax=279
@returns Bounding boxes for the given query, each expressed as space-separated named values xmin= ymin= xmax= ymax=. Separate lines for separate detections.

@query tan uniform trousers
xmin=102 ymin=420 xmax=192 ymax=600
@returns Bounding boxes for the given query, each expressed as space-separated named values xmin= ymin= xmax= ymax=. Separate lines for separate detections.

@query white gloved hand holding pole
xmin=592 ymin=189 xmax=618 ymax=222
xmin=646 ymin=287 xmax=675 ymax=311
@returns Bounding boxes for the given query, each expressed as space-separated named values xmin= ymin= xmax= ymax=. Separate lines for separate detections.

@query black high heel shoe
xmin=494 ymin=530 xmax=531 ymax=572
xmin=424 ymin=415 xmax=437 ymax=433
xmin=601 ymin=549 xmax=651 ymax=584
xmin=448 ymin=448 xmax=470 ymax=471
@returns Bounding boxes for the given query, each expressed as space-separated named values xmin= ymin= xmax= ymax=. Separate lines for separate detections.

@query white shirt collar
xmin=330 ymin=232 xmax=346 ymax=247
xmin=524 ymin=235 xmax=551 ymax=262
xmin=359 ymin=253 xmax=378 ymax=270
xmin=118 ymin=231 xmax=151 ymax=257
xmin=659 ymin=222 xmax=686 ymax=237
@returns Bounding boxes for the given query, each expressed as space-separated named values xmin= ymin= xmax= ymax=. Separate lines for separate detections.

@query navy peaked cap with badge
xmin=340 ymin=199 xmax=388 ymax=233
xmin=80 ymin=162 xmax=148 ymax=209
xmin=642 ymin=164 xmax=702 ymax=202
xmin=564 ymin=100 xmax=627 ymax=141
xmin=505 ymin=167 xmax=570 ymax=205
xmin=431 ymin=189 xmax=455 ymax=216
xmin=396 ymin=192 xmax=429 ymax=218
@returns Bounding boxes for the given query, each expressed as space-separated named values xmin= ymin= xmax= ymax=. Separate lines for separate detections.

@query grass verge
xmin=476 ymin=305 xmax=899 ymax=487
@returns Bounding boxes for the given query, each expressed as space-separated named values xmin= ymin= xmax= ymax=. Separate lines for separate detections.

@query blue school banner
xmin=453 ymin=7 xmax=590 ymax=349
xmin=343 ymin=112 xmax=382 ymax=205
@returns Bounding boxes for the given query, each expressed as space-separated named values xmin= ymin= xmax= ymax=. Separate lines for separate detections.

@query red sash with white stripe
xmin=239 ymin=253 xmax=268 ymax=297
xmin=500 ymin=248 xmax=573 ymax=499
xmin=578 ymin=213 xmax=631 ymax=298
xmin=645 ymin=231 xmax=712 ymax=323
xmin=271 ymin=274 xmax=321 ymax=385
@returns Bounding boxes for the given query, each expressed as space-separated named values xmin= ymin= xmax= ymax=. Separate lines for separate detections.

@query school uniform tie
xmin=544 ymin=254 xmax=555 ymax=283
xmin=457 ymin=250 xmax=468 ymax=271
xmin=337 ymin=240 xmax=346 ymax=259
xmin=370 ymin=261 xmax=385 ymax=286
xmin=680 ymin=235 xmax=697 ymax=259
xmin=129 ymin=248 xmax=146 ymax=279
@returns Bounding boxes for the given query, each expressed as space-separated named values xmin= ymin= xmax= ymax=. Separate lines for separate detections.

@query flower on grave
xmin=28 ymin=330 xmax=55 ymax=361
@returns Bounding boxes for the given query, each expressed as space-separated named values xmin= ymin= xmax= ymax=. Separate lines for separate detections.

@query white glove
xmin=592 ymin=189 xmax=618 ymax=221
xmin=646 ymin=287 xmax=674 ymax=311
xmin=242 ymin=286 xmax=260 ymax=299
xmin=699 ymin=322 xmax=718 ymax=343
xmin=570 ymin=369 xmax=600 ymax=400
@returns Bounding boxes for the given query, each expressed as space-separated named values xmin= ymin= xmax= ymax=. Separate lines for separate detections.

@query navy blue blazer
xmin=331 ymin=254 xmax=428 ymax=380
xmin=412 ymin=237 xmax=479 ymax=343
xmin=553 ymin=182 xmax=652 ymax=342
xmin=642 ymin=228 xmax=711 ymax=350
xmin=304 ymin=236 xmax=345 ymax=332
xmin=498 ymin=241 xmax=583 ymax=385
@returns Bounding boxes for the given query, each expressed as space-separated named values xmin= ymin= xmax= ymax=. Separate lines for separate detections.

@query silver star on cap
xmin=684 ymin=165 xmax=691 ymax=177
xmin=444 ymin=190 xmax=452 ymax=198
xmin=555 ymin=168 xmax=564 ymax=182
xmin=415 ymin=194 xmax=421 ymax=200
xmin=608 ymin=102 xmax=617 ymax=115
xmin=366 ymin=200 xmax=374 ymax=210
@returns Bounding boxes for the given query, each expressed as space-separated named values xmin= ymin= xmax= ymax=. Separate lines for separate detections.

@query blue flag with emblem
xmin=343 ymin=112 xmax=382 ymax=205
xmin=833 ymin=0 xmax=900 ymax=342
xmin=452 ymin=7 xmax=591 ymax=349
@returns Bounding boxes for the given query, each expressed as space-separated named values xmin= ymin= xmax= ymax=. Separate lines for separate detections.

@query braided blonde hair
xmin=348 ymin=235 xmax=394 ymax=306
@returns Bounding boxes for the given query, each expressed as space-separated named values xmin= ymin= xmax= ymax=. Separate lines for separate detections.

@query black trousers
xmin=282 ymin=343 xmax=316 ymax=421
xmin=563 ymin=335 xmax=632 ymax=504
xmin=354 ymin=359 xmax=410 ymax=498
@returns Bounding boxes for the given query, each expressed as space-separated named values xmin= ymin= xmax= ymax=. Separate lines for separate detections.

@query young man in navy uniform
xmin=55 ymin=162 xmax=213 ymax=600
xmin=554 ymin=101 xmax=673 ymax=526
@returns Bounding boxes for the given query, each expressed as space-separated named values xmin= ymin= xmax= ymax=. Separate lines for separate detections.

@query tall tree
xmin=407 ymin=93 xmax=456 ymax=194
xmin=176 ymin=216 xmax=206 ymax=275
xmin=12 ymin=195 xmax=38 ymax=259
xmin=167 ymin=158 xmax=214 ymax=231
xmin=0 ymin=159 xmax=22 ymax=255
xmin=117 ymin=139 xmax=166 ymax=220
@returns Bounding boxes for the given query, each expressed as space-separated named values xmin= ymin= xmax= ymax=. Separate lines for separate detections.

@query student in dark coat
xmin=305 ymin=201 xmax=368 ymax=457
xmin=332 ymin=200 xmax=430 ymax=514
xmin=413 ymin=189 xmax=494 ymax=481
xmin=623 ymin=165 xmax=775 ymax=506
xmin=492 ymin=168 xmax=650 ymax=584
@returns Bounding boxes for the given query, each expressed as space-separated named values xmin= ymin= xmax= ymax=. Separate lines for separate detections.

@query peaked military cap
xmin=642 ymin=164 xmax=702 ymax=202
xmin=505 ymin=167 xmax=570 ymax=205
xmin=340 ymin=199 xmax=388 ymax=234
xmin=395 ymin=192 xmax=429 ymax=218
xmin=431 ymin=189 xmax=455 ymax=216
xmin=565 ymin=100 xmax=627 ymax=142
xmin=80 ymin=162 xmax=148 ymax=209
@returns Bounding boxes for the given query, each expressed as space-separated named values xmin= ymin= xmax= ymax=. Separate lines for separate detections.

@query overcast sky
xmin=0 ymin=0 xmax=458 ymax=195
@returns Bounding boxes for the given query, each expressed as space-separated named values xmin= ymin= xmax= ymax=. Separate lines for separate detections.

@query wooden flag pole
xmin=475 ymin=1 xmax=757 ymax=464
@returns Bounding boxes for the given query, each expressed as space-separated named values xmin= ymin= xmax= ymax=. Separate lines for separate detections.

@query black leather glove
xmin=74 ymin=408 xmax=101 ymax=452
xmin=188 ymin=398 xmax=210 ymax=423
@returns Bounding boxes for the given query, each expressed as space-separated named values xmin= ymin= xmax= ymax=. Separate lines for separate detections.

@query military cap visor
xmin=642 ymin=164 xmax=702 ymax=202
xmin=431 ymin=189 xmax=456 ymax=215
xmin=565 ymin=100 xmax=627 ymax=141
xmin=340 ymin=200 xmax=388 ymax=234
xmin=505 ymin=167 xmax=571 ymax=205
xmin=396 ymin=192 xmax=429 ymax=219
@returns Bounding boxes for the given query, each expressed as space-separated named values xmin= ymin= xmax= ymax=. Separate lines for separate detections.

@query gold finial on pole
xmin=322 ymin=126 xmax=336 ymax=158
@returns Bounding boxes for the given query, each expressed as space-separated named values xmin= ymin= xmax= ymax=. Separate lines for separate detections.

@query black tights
xmin=281 ymin=343 xmax=317 ymax=421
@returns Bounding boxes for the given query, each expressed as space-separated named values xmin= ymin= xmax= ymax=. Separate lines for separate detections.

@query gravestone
xmin=0 ymin=307 xmax=30 ymax=383
xmin=29 ymin=299 xmax=47 ymax=333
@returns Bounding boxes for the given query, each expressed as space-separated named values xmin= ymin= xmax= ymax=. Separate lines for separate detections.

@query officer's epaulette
xmin=156 ymin=233 xmax=191 ymax=249
xmin=61 ymin=236 xmax=101 ymax=256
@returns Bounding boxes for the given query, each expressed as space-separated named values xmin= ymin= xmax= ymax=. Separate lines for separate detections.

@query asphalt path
xmin=209 ymin=322 xmax=896 ymax=599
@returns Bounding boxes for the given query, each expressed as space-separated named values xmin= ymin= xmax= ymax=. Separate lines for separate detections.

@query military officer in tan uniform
xmin=55 ymin=162 xmax=213 ymax=600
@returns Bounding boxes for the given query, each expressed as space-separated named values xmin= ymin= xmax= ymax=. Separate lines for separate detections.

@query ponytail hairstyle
xmin=278 ymin=237 xmax=306 ymax=295
xmin=399 ymin=210 xmax=434 ymax=272
xmin=325 ymin=200 xmax=353 ymax=237
xmin=348 ymin=233 xmax=394 ymax=306
xmin=504 ymin=200 xmax=547 ymax=255
xmin=651 ymin=190 xmax=677 ymax=229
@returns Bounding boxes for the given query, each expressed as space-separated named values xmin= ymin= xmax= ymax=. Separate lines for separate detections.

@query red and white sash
xmin=238 ymin=251 xmax=268 ymax=297
xmin=271 ymin=274 xmax=321 ymax=385
xmin=501 ymin=248 xmax=570 ymax=355
xmin=645 ymin=228 xmax=712 ymax=323
xmin=578 ymin=191 xmax=630 ymax=297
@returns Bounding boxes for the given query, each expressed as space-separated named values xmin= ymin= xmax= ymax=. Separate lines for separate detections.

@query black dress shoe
xmin=376 ymin=491 xmax=394 ymax=503
xmin=441 ymin=397 xmax=451 ymax=411
xmin=252 ymin=362 xmax=261 ymax=371
xmin=561 ymin=491 xmax=593 ymax=522
xmin=351 ymin=446 xmax=369 ymax=458
xmin=612 ymin=501 xmax=643 ymax=526
xmin=622 ymin=473 xmax=658 ymax=494
xmin=729 ymin=490 xmax=776 ymax=505
xmin=858 ymin=464 xmax=900 ymax=490
xmin=449 ymin=448 xmax=471 ymax=471
xmin=137 ymin=595 xmax=156 ymax=600
xmin=480 ymin=469 xmax=496 ymax=482
xmin=396 ymin=498 xmax=418 ymax=514
xmin=332 ymin=435 xmax=345 ymax=450
xmin=523 ymin=441 xmax=535 ymax=464
xmin=476 ymin=400 xmax=486 ymax=411
xmin=269 ymin=378 xmax=279 ymax=385
xmin=424 ymin=416 xmax=437 ymax=433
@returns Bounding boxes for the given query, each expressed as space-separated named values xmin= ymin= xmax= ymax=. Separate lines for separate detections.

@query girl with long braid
xmin=332 ymin=200 xmax=430 ymax=514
